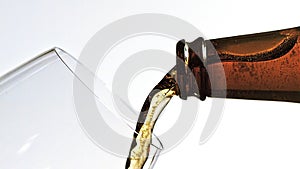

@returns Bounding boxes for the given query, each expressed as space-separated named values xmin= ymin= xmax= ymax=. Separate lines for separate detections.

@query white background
xmin=1 ymin=0 xmax=300 ymax=168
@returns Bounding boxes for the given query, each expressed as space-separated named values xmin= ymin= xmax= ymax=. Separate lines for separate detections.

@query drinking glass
xmin=0 ymin=48 xmax=163 ymax=169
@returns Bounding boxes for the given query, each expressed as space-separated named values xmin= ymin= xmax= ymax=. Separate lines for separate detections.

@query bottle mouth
xmin=175 ymin=38 xmax=210 ymax=101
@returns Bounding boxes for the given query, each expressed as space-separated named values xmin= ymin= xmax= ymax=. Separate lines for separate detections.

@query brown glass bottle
xmin=176 ymin=27 xmax=300 ymax=103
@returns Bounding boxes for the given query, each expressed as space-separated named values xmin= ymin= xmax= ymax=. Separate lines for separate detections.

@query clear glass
xmin=0 ymin=48 xmax=163 ymax=169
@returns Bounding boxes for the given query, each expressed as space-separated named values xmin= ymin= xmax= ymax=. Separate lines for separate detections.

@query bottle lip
xmin=175 ymin=38 xmax=209 ymax=101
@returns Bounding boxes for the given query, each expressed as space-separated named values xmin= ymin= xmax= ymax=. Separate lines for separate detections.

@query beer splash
xmin=125 ymin=68 xmax=179 ymax=169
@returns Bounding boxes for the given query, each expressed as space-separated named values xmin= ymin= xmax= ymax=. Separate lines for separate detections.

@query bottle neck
xmin=176 ymin=27 xmax=300 ymax=102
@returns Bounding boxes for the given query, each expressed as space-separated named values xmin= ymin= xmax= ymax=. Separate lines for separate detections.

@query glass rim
xmin=0 ymin=47 xmax=164 ymax=152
